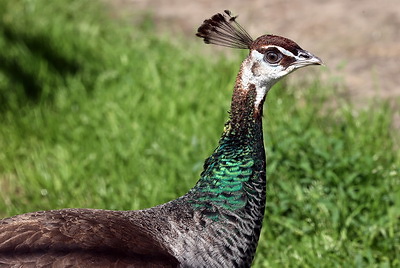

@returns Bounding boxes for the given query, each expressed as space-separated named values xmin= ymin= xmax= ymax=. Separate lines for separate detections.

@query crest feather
xmin=196 ymin=10 xmax=253 ymax=49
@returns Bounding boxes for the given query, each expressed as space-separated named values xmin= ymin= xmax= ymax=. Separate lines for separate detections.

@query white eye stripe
xmin=259 ymin=45 xmax=296 ymax=57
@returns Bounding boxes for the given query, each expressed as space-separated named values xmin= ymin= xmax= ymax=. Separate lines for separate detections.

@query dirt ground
xmin=107 ymin=0 xmax=399 ymax=119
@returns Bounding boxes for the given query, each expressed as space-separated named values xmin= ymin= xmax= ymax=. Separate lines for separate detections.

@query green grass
xmin=0 ymin=0 xmax=399 ymax=267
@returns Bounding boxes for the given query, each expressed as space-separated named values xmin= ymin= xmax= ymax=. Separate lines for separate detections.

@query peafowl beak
xmin=293 ymin=50 xmax=324 ymax=68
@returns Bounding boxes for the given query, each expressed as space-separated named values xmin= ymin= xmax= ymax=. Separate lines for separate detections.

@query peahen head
xmin=248 ymin=34 xmax=323 ymax=82
xmin=196 ymin=10 xmax=322 ymax=110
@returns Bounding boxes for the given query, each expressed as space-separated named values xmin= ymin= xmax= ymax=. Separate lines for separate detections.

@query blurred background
xmin=0 ymin=0 xmax=399 ymax=267
xmin=114 ymin=0 xmax=400 ymax=109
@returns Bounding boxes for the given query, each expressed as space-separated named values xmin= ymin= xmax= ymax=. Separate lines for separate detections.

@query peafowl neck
xmin=187 ymin=56 xmax=270 ymax=221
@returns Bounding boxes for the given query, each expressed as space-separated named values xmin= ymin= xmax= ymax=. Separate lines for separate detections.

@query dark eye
xmin=264 ymin=51 xmax=282 ymax=64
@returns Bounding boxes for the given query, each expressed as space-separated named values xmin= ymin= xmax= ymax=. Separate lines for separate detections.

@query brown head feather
xmin=251 ymin=34 xmax=303 ymax=55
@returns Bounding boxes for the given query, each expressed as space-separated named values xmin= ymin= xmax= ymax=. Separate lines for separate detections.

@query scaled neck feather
xmin=187 ymin=57 xmax=268 ymax=218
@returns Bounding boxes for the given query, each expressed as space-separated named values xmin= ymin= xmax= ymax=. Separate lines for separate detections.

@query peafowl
xmin=0 ymin=10 xmax=322 ymax=267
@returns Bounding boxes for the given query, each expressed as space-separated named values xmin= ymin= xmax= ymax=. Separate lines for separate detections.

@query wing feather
xmin=0 ymin=209 xmax=178 ymax=267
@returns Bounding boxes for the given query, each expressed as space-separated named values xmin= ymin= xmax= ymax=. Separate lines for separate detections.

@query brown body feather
xmin=0 ymin=209 xmax=178 ymax=267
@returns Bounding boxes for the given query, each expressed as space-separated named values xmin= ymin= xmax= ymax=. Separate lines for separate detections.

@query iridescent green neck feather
xmin=187 ymin=71 xmax=267 ymax=221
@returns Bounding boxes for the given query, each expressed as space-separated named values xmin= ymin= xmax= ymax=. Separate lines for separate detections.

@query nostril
xmin=299 ymin=52 xmax=311 ymax=59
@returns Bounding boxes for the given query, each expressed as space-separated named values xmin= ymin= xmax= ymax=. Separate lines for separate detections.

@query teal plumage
xmin=188 ymin=85 xmax=265 ymax=216
xmin=0 ymin=10 xmax=322 ymax=267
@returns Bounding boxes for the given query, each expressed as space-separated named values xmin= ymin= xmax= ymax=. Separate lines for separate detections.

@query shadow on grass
xmin=0 ymin=21 xmax=80 ymax=109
